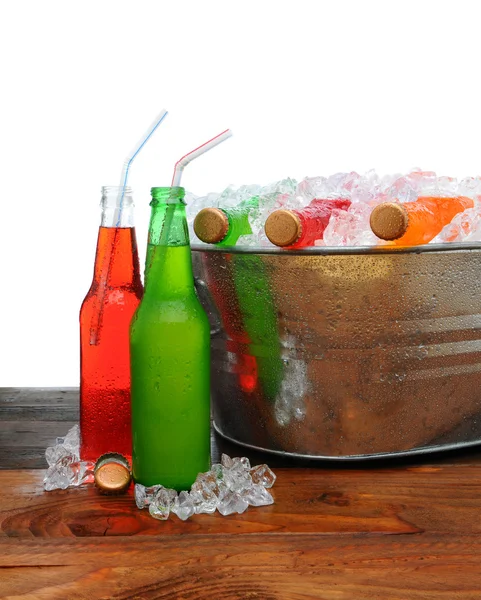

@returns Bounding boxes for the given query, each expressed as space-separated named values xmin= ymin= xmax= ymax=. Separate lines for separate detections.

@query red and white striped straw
xmin=171 ymin=128 xmax=233 ymax=187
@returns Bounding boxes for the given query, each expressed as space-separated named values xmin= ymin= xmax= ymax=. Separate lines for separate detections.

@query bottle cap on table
xmin=194 ymin=208 xmax=229 ymax=244
xmin=369 ymin=203 xmax=409 ymax=241
xmin=94 ymin=452 xmax=131 ymax=495
xmin=264 ymin=210 xmax=302 ymax=247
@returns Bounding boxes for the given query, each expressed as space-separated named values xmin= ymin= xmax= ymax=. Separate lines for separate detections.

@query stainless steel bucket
xmin=192 ymin=243 xmax=481 ymax=459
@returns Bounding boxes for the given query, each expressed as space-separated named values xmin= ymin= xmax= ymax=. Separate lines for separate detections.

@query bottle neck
xmin=220 ymin=196 xmax=258 ymax=245
xmin=147 ymin=187 xmax=189 ymax=246
xmin=100 ymin=186 xmax=135 ymax=228
xmin=92 ymin=226 xmax=142 ymax=289
xmin=144 ymin=187 xmax=194 ymax=296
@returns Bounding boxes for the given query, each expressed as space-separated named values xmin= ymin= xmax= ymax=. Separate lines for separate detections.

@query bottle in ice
xmin=79 ymin=186 xmax=143 ymax=462
xmin=369 ymin=196 xmax=474 ymax=246
xmin=264 ymin=198 xmax=351 ymax=248
xmin=193 ymin=196 xmax=260 ymax=246
xmin=130 ymin=187 xmax=211 ymax=490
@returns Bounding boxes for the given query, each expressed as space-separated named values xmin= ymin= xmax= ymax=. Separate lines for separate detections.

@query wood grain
xmin=2 ymin=535 xmax=481 ymax=599
xmin=2 ymin=464 xmax=481 ymax=539
xmin=0 ymin=468 xmax=429 ymax=538
xmin=2 ymin=388 xmax=481 ymax=599
xmin=3 ymin=387 xmax=481 ymax=470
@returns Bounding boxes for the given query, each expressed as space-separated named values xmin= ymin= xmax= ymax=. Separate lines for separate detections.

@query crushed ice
xmin=186 ymin=169 xmax=481 ymax=247
xmin=43 ymin=425 xmax=94 ymax=491
xmin=136 ymin=454 xmax=276 ymax=521
xmin=43 ymin=430 xmax=275 ymax=520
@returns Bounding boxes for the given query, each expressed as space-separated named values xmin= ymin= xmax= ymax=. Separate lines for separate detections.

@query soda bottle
xmin=80 ymin=186 xmax=143 ymax=462
xmin=130 ymin=186 xmax=211 ymax=490
xmin=369 ymin=196 xmax=474 ymax=246
xmin=193 ymin=196 xmax=260 ymax=246
xmin=264 ymin=198 xmax=352 ymax=248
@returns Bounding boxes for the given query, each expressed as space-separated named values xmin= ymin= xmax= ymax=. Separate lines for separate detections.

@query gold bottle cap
xmin=264 ymin=210 xmax=302 ymax=247
xmin=194 ymin=208 xmax=229 ymax=244
xmin=369 ymin=203 xmax=409 ymax=241
xmin=94 ymin=453 xmax=131 ymax=495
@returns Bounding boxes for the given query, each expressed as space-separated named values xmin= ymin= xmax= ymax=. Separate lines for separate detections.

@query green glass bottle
xmin=193 ymin=196 xmax=260 ymax=246
xmin=130 ymin=187 xmax=211 ymax=490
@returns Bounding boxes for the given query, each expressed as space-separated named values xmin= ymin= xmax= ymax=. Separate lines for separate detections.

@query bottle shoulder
xmin=136 ymin=291 xmax=206 ymax=309
xmin=131 ymin=293 xmax=209 ymax=325
xmin=80 ymin=285 xmax=143 ymax=310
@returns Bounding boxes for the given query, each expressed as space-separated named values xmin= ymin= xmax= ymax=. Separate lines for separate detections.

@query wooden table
xmin=1 ymin=388 xmax=481 ymax=599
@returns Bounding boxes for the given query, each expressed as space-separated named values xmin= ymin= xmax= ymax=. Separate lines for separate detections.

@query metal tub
xmin=192 ymin=243 xmax=481 ymax=459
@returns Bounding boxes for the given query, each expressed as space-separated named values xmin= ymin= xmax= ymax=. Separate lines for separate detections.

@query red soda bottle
xmin=80 ymin=186 xmax=143 ymax=461
xmin=264 ymin=198 xmax=351 ymax=248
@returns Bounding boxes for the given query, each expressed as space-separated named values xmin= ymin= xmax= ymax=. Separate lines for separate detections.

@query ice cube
xmin=211 ymin=463 xmax=224 ymax=480
xmin=190 ymin=484 xmax=218 ymax=514
xmin=217 ymin=491 xmax=249 ymax=516
xmin=220 ymin=455 xmax=253 ymax=492
xmin=69 ymin=460 xmax=94 ymax=486
xmin=325 ymin=171 xmax=360 ymax=196
xmin=242 ymin=484 xmax=274 ymax=507
xmin=148 ymin=487 xmax=177 ymax=520
xmin=351 ymin=169 xmax=381 ymax=204
xmin=134 ymin=484 xmax=147 ymax=509
xmin=45 ymin=445 xmax=70 ymax=467
xmin=149 ymin=501 xmax=170 ymax=520
xmin=458 ymin=177 xmax=481 ymax=200
xmin=134 ymin=484 xmax=163 ymax=509
xmin=43 ymin=457 xmax=94 ymax=491
xmin=154 ymin=487 xmax=177 ymax=507
xmin=194 ymin=471 xmax=218 ymax=491
xmin=62 ymin=425 xmax=80 ymax=458
xmin=250 ymin=464 xmax=276 ymax=488
xmin=172 ymin=491 xmax=195 ymax=521
xmin=43 ymin=425 xmax=98 ymax=491
xmin=43 ymin=464 xmax=71 ymax=491
xmin=217 ymin=183 xmax=262 ymax=209
xmin=232 ymin=457 xmax=251 ymax=471
xmin=224 ymin=469 xmax=253 ymax=493
xmin=323 ymin=209 xmax=357 ymax=246
xmin=386 ymin=176 xmax=418 ymax=203
xmin=45 ymin=425 xmax=80 ymax=468
xmin=296 ymin=176 xmax=327 ymax=202
xmin=221 ymin=454 xmax=235 ymax=469
xmin=432 ymin=207 xmax=481 ymax=243
xmin=434 ymin=176 xmax=458 ymax=196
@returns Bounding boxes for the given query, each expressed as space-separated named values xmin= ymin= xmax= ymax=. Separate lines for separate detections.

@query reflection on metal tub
xmin=192 ymin=243 xmax=481 ymax=459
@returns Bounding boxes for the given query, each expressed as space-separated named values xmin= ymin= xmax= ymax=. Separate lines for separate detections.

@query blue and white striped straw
xmin=114 ymin=108 xmax=169 ymax=226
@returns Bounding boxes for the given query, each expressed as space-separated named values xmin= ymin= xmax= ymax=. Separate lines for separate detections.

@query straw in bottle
xmin=89 ymin=108 xmax=169 ymax=345
xmin=162 ymin=128 xmax=233 ymax=245
xmin=153 ymin=129 xmax=233 ymax=281
xmin=171 ymin=129 xmax=233 ymax=187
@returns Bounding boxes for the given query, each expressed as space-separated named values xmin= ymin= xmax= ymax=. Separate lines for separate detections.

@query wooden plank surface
xmin=2 ymin=388 xmax=481 ymax=599
xmin=0 ymin=387 xmax=254 ymax=470
xmin=1 ymin=467 xmax=481 ymax=598
xmin=1 ymin=535 xmax=481 ymax=599
xmin=3 ymin=387 xmax=481 ymax=471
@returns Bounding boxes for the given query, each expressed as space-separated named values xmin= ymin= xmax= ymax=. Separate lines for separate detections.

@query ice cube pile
xmin=186 ymin=169 xmax=481 ymax=247
xmin=43 ymin=429 xmax=276 ymax=520
xmin=43 ymin=425 xmax=94 ymax=491
xmin=135 ymin=454 xmax=276 ymax=521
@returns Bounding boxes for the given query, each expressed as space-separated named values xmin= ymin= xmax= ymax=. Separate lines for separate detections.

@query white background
xmin=1 ymin=0 xmax=480 ymax=385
